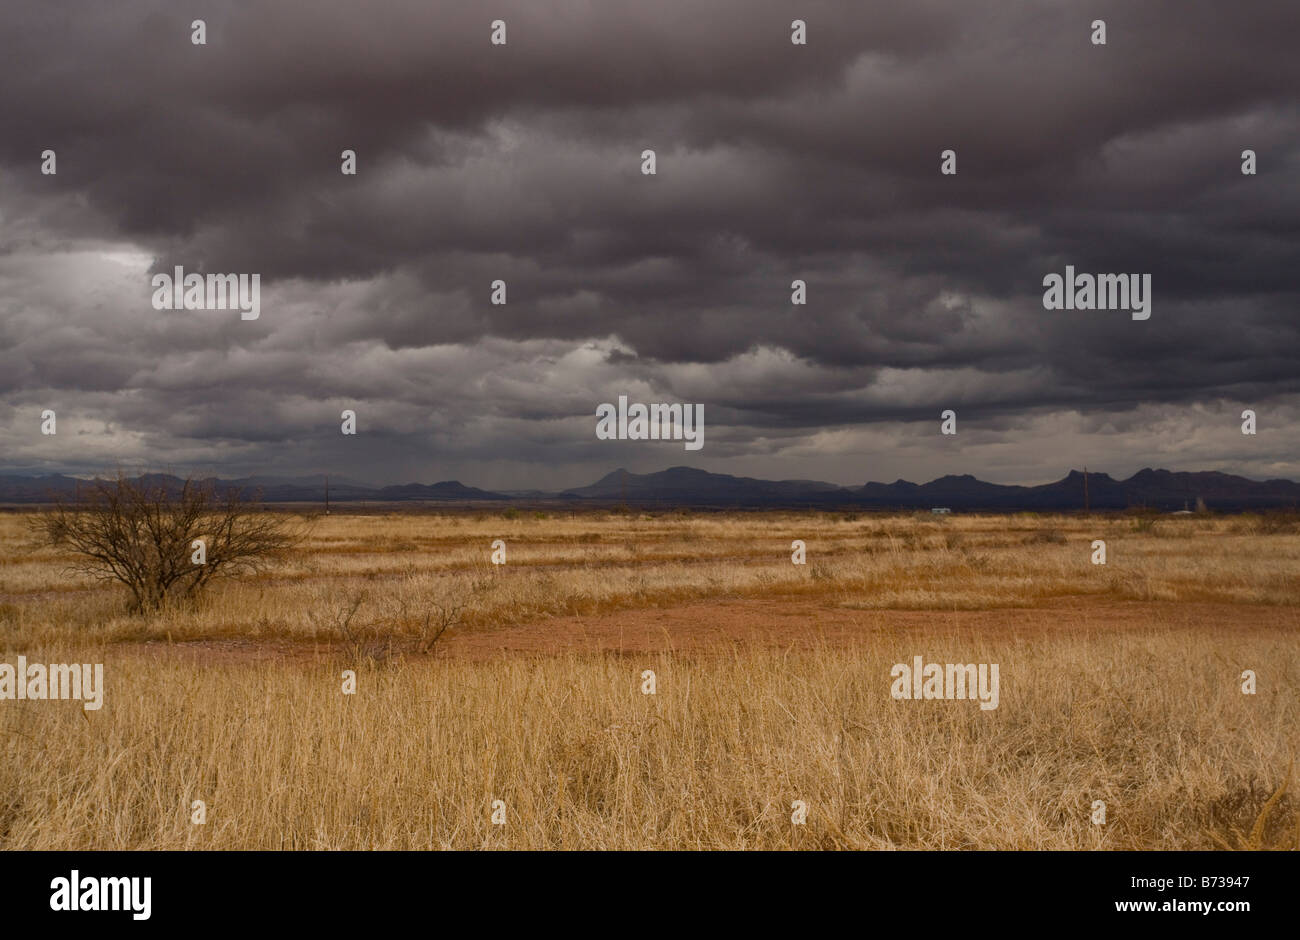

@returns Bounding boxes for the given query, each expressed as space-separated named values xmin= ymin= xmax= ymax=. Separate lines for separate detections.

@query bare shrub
xmin=1131 ymin=515 xmax=1158 ymax=534
xmin=1023 ymin=528 xmax=1067 ymax=545
xmin=31 ymin=472 xmax=298 ymax=613
xmin=310 ymin=589 xmax=371 ymax=664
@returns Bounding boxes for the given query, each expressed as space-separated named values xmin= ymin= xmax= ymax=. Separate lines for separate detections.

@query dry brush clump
xmin=302 ymin=570 xmax=497 ymax=666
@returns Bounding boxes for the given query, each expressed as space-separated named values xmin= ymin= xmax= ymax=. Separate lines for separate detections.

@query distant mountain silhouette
xmin=854 ymin=468 xmax=1300 ymax=510
xmin=0 ymin=472 xmax=505 ymax=504
xmin=378 ymin=481 xmax=506 ymax=500
xmin=0 ymin=466 xmax=1297 ymax=510
xmin=562 ymin=467 xmax=844 ymax=504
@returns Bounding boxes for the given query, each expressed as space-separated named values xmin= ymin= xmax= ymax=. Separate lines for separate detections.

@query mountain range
xmin=1 ymin=466 xmax=1298 ymax=511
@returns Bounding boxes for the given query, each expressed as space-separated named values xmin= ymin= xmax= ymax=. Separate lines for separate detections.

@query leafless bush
xmin=1023 ymin=527 xmax=1067 ymax=545
xmin=393 ymin=574 xmax=494 ymax=653
xmin=310 ymin=590 xmax=371 ymax=664
xmin=31 ymin=472 xmax=298 ymax=612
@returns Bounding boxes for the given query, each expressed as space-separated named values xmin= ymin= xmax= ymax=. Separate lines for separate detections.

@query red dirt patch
xmin=113 ymin=596 xmax=1299 ymax=664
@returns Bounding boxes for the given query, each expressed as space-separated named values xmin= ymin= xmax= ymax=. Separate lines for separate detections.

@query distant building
xmin=931 ymin=507 xmax=952 ymax=515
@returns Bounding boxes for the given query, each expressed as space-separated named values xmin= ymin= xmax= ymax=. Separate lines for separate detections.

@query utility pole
xmin=325 ymin=474 xmax=330 ymax=515
xmin=1083 ymin=466 xmax=1090 ymax=515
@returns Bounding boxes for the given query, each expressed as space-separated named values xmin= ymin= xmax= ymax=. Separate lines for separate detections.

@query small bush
xmin=31 ymin=472 xmax=298 ymax=613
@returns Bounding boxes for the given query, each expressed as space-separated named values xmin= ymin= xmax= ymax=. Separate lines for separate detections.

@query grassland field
xmin=1 ymin=508 xmax=1296 ymax=849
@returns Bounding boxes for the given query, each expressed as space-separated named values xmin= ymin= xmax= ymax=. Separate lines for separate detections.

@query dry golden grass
xmin=0 ymin=508 xmax=1296 ymax=849
xmin=2 ymin=510 xmax=1298 ymax=647
xmin=2 ymin=635 xmax=1296 ymax=849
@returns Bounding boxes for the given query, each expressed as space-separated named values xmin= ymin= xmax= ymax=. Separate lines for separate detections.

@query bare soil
xmin=117 ymin=595 xmax=1298 ymax=664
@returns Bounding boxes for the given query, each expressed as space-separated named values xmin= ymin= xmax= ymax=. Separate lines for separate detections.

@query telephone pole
xmin=325 ymin=474 xmax=330 ymax=515
xmin=1083 ymin=465 xmax=1090 ymax=515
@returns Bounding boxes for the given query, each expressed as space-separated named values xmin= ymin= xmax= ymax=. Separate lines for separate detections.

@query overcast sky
xmin=2 ymin=0 xmax=1297 ymax=489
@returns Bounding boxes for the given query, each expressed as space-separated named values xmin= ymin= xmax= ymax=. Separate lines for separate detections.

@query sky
xmin=1 ymin=0 xmax=1298 ymax=490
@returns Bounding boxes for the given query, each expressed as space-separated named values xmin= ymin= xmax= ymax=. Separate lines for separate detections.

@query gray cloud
xmin=1 ymin=0 xmax=1298 ymax=487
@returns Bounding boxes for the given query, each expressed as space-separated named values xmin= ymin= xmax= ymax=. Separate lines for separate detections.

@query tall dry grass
xmin=1 ymin=632 xmax=1295 ymax=849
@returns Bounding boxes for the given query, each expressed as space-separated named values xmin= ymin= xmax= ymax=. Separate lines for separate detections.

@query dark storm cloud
xmin=1 ymin=0 xmax=1298 ymax=486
